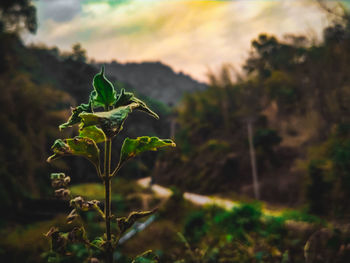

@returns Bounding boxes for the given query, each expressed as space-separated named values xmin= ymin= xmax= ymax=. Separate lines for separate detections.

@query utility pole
xmin=247 ymin=118 xmax=260 ymax=200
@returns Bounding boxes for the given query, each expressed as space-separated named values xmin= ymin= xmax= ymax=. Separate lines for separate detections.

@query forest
xmin=0 ymin=1 xmax=350 ymax=263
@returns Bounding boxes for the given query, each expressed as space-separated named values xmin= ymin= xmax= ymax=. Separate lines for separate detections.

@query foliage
xmin=119 ymin=137 xmax=175 ymax=169
xmin=0 ymin=0 xmax=37 ymax=33
xmin=45 ymin=67 xmax=175 ymax=262
xmin=184 ymin=211 xmax=208 ymax=244
xmin=0 ymin=69 xmax=70 ymax=208
xmin=280 ymin=210 xmax=324 ymax=225
xmin=156 ymin=13 xmax=350 ymax=208
xmin=253 ymin=129 xmax=281 ymax=150
xmin=213 ymin=203 xmax=262 ymax=240
xmin=47 ymin=137 xmax=100 ymax=169
xmin=176 ymin=203 xmax=325 ymax=263
xmin=70 ymin=43 xmax=87 ymax=63
xmin=305 ymin=123 xmax=350 ymax=217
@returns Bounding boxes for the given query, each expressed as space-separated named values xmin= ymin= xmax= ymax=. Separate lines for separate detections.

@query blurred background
xmin=1 ymin=0 xmax=350 ymax=262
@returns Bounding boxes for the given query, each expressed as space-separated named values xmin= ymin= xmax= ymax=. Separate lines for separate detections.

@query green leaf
xmin=59 ymin=103 xmax=90 ymax=130
xmin=132 ymin=250 xmax=159 ymax=263
xmin=59 ymin=91 xmax=95 ymax=130
xmin=79 ymin=103 xmax=138 ymax=138
xmin=115 ymin=88 xmax=159 ymax=119
xmin=118 ymin=136 xmax=175 ymax=168
xmin=79 ymin=125 xmax=106 ymax=143
xmin=91 ymin=237 xmax=105 ymax=249
xmin=92 ymin=66 xmax=116 ymax=108
xmin=117 ymin=209 xmax=157 ymax=235
xmin=47 ymin=137 xmax=100 ymax=168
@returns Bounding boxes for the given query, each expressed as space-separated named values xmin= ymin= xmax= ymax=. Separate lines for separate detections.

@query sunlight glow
xmin=27 ymin=0 xmax=329 ymax=82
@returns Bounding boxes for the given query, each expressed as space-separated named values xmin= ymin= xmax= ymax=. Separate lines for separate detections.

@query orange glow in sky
xmin=26 ymin=0 xmax=332 ymax=82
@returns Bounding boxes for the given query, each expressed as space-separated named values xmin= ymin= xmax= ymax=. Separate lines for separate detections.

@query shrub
xmin=44 ymin=67 xmax=176 ymax=262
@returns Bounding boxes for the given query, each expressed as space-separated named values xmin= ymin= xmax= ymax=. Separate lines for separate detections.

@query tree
xmin=0 ymin=0 xmax=37 ymax=33
xmin=70 ymin=43 xmax=87 ymax=63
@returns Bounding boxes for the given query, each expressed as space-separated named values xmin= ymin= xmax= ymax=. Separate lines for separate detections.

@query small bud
xmin=51 ymin=180 xmax=61 ymax=188
xmin=64 ymin=176 xmax=71 ymax=184
xmin=81 ymin=202 xmax=90 ymax=211
xmin=87 ymin=200 xmax=100 ymax=209
xmin=50 ymin=173 xmax=66 ymax=180
xmin=50 ymin=173 xmax=70 ymax=189
xmin=70 ymin=197 xmax=100 ymax=212
xmin=55 ymin=188 xmax=70 ymax=199
xmin=70 ymin=196 xmax=84 ymax=207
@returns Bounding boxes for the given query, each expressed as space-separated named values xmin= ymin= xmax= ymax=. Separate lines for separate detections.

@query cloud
xmin=36 ymin=0 xmax=83 ymax=22
xmin=28 ymin=0 xmax=331 ymax=82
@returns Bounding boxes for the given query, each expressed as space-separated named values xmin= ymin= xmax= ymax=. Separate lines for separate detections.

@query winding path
xmin=137 ymin=177 xmax=279 ymax=215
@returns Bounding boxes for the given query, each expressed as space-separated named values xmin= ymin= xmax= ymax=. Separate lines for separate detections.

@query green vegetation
xmin=155 ymin=8 xmax=350 ymax=219
xmin=1 ymin=1 xmax=350 ymax=262
xmin=305 ymin=123 xmax=350 ymax=217
xmin=44 ymin=68 xmax=175 ymax=263
xmin=0 ymin=0 xmax=37 ymax=33
xmin=170 ymin=202 xmax=350 ymax=263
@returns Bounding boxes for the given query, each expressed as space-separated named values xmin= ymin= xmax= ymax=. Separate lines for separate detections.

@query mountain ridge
xmin=96 ymin=60 xmax=207 ymax=105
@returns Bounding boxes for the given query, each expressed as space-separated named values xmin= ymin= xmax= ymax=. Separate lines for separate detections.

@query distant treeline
xmin=156 ymin=9 xmax=350 ymax=218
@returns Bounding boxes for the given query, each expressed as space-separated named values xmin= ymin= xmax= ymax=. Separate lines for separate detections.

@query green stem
xmin=111 ymin=163 xmax=121 ymax=177
xmin=104 ymin=138 xmax=113 ymax=263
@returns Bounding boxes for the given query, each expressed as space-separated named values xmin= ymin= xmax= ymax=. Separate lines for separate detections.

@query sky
xmin=25 ymin=0 xmax=345 ymax=82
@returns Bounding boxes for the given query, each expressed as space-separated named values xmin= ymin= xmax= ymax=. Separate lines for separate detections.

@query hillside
xmin=0 ymin=34 xmax=177 ymax=210
xmin=97 ymin=61 xmax=207 ymax=105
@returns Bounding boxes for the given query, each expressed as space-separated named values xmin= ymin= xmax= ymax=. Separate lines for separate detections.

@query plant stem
xmin=104 ymin=138 xmax=113 ymax=263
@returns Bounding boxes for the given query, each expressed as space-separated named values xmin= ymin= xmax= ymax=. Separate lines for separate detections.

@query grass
xmin=70 ymin=178 xmax=145 ymax=200
xmin=0 ymin=215 xmax=68 ymax=263
xmin=70 ymin=183 xmax=105 ymax=199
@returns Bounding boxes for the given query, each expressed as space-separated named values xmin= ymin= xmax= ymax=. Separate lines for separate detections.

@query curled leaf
xmin=47 ymin=137 xmax=100 ymax=168
xmin=79 ymin=125 xmax=106 ymax=143
xmin=70 ymin=196 xmax=84 ymax=207
xmin=51 ymin=177 xmax=70 ymax=188
xmin=117 ymin=209 xmax=157 ymax=235
xmin=68 ymin=227 xmax=87 ymax=243
xmin=70 ymin=196 xmax=105 ymax=219
xmin=115 ymin=88 xmax=159 ymax=119
xmin=79 ymin=103 xmax=138 ymax=138
xmin=59 ymin=91 xmax=95 ymax=130
xmin=70 ymin=196 xmax=101 ymax=212
xmin=117 ymin=136 xmax=175 ymax=170
xmin=92 ymin=66 xmax=116 ymax=108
